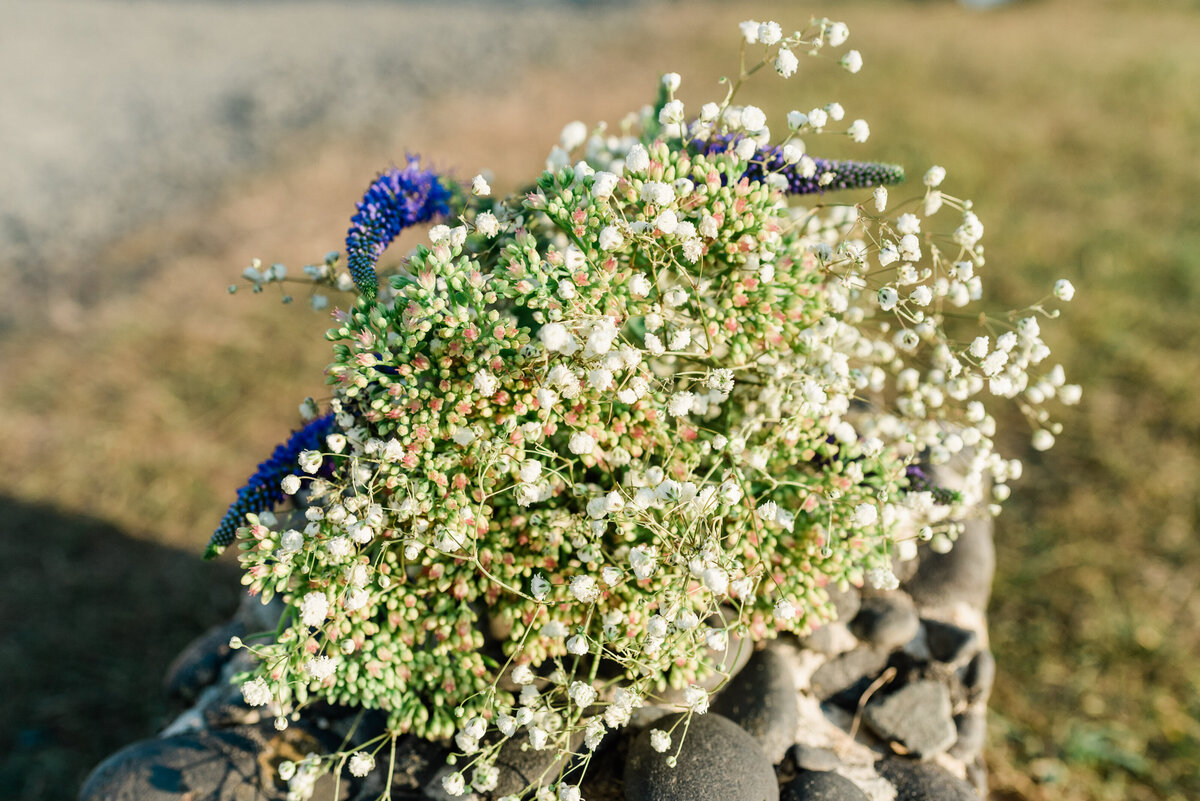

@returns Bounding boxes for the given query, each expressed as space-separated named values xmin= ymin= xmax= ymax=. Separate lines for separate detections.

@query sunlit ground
xmin=1 ymin=1 xmax=1197 ymax=799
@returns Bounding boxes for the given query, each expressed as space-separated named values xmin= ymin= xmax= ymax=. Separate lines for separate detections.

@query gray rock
xmin=788 ymin=744 xmax=841 ymax=773
xmin=863 ymin=681 xmax=956 ymax=760
xmin=80 ymin=729 xmax=267 ymax=801
xmin=922 ymin=619 xmax=978 ymax=666
xmin=949 ymin=712 xmax=987 ymax=761
xmin=874 ymin=757 xmax=980 ymax=801
xmin=826 ymin=584 xmax=861 ymax=623
xmin=780 ymin=770 xmax=869 ymax=801
xmin=487 ymin=730 xmax=577 ymax=799
xmin=164 ymin=620 xmax=246 ymax=703
xmin=809 ymin=646 xmax=889 ymax=701
xmin=624 ymin=712 xmax=778 ymax=801
xmin=960 ymin=650 xmax=995 ymax=703
xmin=799 ymin=622 xmax=857 ymax=657
xmin=711 ymin=646 xmax=797 ymax=763
xmin=849 ymin=593 xmax=919 ymax=651
xmin=907 ymin=519 xmax=994 ymax=611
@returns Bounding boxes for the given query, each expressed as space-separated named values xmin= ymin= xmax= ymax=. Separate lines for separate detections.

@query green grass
xmin=1 ymin=2 xmax=1197 ymax=799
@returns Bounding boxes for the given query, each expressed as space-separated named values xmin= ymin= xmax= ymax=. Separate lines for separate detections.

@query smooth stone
xmin=907 ymin=519 xmax=994 ymax=611
xmin=780 ymin=769 xmax=869 ymax=801
xmin=80 ymin=731 xmax=261 ymax=801
xmin=863 ymin=681 xmax=956 ymax=760
xmin=960 ymin=650 xmax=995 ymax=703
xmin=922 ymin=619 xmax=979 ymax=666
xmin=874 ymin=757 xmax=980 ymax=801
xmin=788 ymin=744 xmax=841 ymax=773
xmin=624 ymin=712 xmax=778 ymax=801
xmin=799 ymin=621 xmax=857 ymax=657
xmin=849 ymin=593 xmax=919 ymax=651
xmin=711 ymin=646 xmax=798 ymax=763
xmin=949 ymin=711 xmax=987 ymax=761
xmin=164 ymin=620 xmax=246 ymax=702
xmin=825 ymin=584 xmax=861 ymax=623
xmin=810 ymin=646 xmax=889 ymax=701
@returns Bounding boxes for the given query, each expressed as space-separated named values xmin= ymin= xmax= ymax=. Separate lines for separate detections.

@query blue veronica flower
xmin=204 ymin=413 xmax=337 ymax=559
xmin=696 ymin=134 xmax=905 ymax=195
xmin=345 ymin=157 xmax=454 ymax=300
xmin=905 ymin=464 xmax=962 ymax=506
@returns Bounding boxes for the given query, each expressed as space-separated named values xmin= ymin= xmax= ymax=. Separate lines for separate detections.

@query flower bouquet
xmin=208 ymin=16 xmax=1077 ymax=800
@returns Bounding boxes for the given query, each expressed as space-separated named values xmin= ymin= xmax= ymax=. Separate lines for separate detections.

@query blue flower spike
xmin=697 ymin=134 xmax=905 ymax=195
xmin=204 ymin=413 xmax=337 ymax=559
xmin=344 ymin=157 xmax=455 ymax=300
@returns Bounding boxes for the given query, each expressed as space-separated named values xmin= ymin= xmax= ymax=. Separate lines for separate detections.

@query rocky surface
xmin=81 ymin=511 xmax=997 ymax=801
xmin=624 ymin=713 xmax=779 ymax=801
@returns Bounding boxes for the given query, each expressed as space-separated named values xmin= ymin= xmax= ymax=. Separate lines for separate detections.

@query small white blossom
xmin=1054 ymin=279 xmax=1076 ymax=301
xmin=296 ymin=450 xmax=322 ymax=476
xmin=853 ymin=502 xmax=879 ymax=527
xmin=241 ymin=677 xmax=272 ymax=707
xmin=531 ymin=573 xmax=551 ymax=601
xmin=474 ymin=370 xmax=498 ymax=398
xmin=1032 ymin=429 xmax=1056 ymax=451
xmin=471 ymin=174 xmax=491 ymax=197
xmin=570 ymin=574 xmax=600 ymax=603
xmin=281 ymin=474 xmax=302 ymax=495
xmin=662 ymin=71 xmax=682 ymax=92
xmin=625 ymin=143 xmax=650 ymax=173
xmin=560 ymin=120 xmax=588 ymax=151
xmin=924 ymin=165 xmax=947 ymax=187
xmin=848 ymin=119 xmax=870 ymax=142
xmin=599 ymin=226 xmax=624 ymax=251
xmin=442 ymin=772 xmax=466 ymax=797
xmin=475 ymin=211 xmax=500 ymax=238
xmin=741 ymin=105 xmax=767 ymax=132
xmin=775 ymin=48 xmax=798 ymax=78
xmin=300 ymin=592 xmax=328 ymax=627
xmin=827 ymin=21 xmax=850 ymax=46
xmin=569 ymin=431 xmax=596 ymax=455
xmin=841 ymin=49 xmax=863 ymax=73
xmin=348 ymin=751 xmax=374 ymax=777
xmin=668 ymin=391 xmax=694 ymax=417
xmin=650 ymin=729 xmax=671 ymax=752
xmin=758 ymin=20 xmax=783 ymax=45
xmin=738 ymin=20 xmax=761 ymax=44
xmin=684 ymin=684 xmax=710 ymax=713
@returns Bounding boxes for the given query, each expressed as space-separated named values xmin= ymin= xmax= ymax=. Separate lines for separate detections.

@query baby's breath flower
xmin=775 ymin=48 xmax=798 ymax=78
xmin=348 ymin=751 xmax=374 ymax=777
xmin=650 ymin=729 xmax=671 ymax=753
xmin=1054 ymin=279 xmax=1076 ymax=301
xmin=241 ymin=677 xmax=272 ymax=707
xmin=841 ymin=49 xmax=863 ymax=73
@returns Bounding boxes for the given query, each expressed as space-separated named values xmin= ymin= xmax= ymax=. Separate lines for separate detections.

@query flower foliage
xmin=223 ymin=16 xmax=1077 ymax=799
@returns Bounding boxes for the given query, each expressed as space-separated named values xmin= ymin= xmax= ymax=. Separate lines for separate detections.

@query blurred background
xmin=1 ymin=0 xmax=1196 ymax=799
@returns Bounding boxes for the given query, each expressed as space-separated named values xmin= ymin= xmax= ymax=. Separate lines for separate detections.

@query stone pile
xmin=82 ymin=518 xmax=995 ymax=801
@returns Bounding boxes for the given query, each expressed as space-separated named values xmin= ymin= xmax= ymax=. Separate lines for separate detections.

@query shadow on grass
xmin=0 ymin=495 xmax=241 ymax=801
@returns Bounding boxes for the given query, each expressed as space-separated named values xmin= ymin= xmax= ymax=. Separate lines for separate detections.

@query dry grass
xmin=2 ymin=1 xmax=1198 ymax=799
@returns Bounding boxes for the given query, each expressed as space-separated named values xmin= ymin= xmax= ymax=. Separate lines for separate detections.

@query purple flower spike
xmin=696 ymin=134 xmax=905 ymax=195
xmin=205 ymin=413 xmax=337 ymax=559
xmin=345 ymin=157 xmax=454 ymax=300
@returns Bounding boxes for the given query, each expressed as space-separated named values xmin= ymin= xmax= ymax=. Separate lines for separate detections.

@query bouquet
xmin=208 ymin=16 xmax=1077 ymax=799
